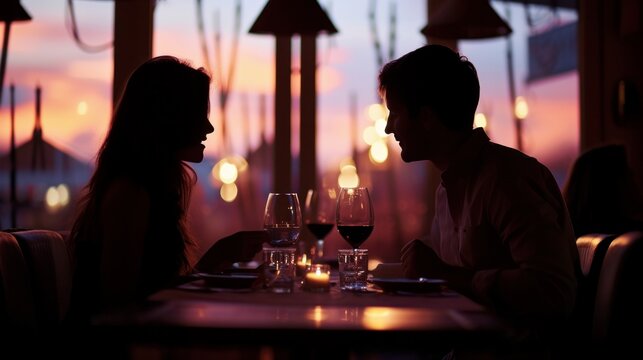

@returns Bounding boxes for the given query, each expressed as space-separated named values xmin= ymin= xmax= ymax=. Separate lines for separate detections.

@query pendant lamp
xmin=422 ymin=0 xmax=512 ymax=39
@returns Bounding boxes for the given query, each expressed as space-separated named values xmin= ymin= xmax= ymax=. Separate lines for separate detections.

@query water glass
xmin=263 ymin=193 xmax=302 ymax=248
xmin=263 ymin=247 xmax=296 ymax=293
xmin=337 ymin=248 xmax=369 ymax=291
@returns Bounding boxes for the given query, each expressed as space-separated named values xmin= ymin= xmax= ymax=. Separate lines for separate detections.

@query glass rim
xmin=267 ymin=192 xmax=299 ymax=196
xmin=337 ymin=248 xmax=368 ymax=253
xmin=263 ymin=246 xmax=297 ymax=252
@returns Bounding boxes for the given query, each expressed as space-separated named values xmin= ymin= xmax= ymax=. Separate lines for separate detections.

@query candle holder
xmin=303 ymin=264 xmax=330 ymax=292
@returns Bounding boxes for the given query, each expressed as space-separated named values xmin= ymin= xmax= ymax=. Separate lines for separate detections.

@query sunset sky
xmin=0 ymin=0 xmax=579 ymax=176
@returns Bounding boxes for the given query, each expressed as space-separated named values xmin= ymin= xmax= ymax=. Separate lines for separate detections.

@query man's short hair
xmin=378 ymin=44 xmax=480 ymax=132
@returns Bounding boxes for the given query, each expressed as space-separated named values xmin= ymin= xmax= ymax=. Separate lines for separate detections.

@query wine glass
xmin=263 ymin=193 xmax=302 ymax=248
xmin=335 ymin=187 xmax=374 ymax=252
xmin=304 ymin=186 xmax=337 ymax=259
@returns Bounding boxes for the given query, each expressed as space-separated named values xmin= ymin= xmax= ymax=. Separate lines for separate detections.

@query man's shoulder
xmin=483 ymin=141 xmax=547 ymax=172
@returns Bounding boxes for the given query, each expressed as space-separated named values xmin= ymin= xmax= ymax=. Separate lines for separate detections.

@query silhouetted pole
xmin=32 ymin=85 xmax=44 ymax=170
xmin=213 ymin=1 xmax=242 ymax=156
xmin=504 ymin=5 xmax=522 ymax=152
xmin=299 ymin=35 xmax=317 ymax=198
xmin=0 ymin=1 xmax=31 ymax=113
xmin=9 ymin=84 xmax=16 ymax=228
xmin=112 ymin=0 xmax=153 ymax=109
xmin=0 ymin=0 xmax=31 ymax=227
xmin=0 ymin=23 xmax=11 ymax=112
xmin=274 ymin=36 xmax=292 ymax=192
xmin=195 ymin=0 xmax=212 ymax=74
xmin=350 ymin=92 xmax=358 ymax=168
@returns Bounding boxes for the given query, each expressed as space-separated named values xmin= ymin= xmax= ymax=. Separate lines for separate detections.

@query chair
xmin=1 ymin=229 xmax=76 ymax=355
xmin=592 ymin=231 xmax=643 ymax=356
xmin=0 ymin=231 xmax=36 ymax=332
xmin=575 ymin=234 xmax=617 ymax=327
xmin=577 ymin=234 xmax=618 ymax=279
xmin=11 ymin=229 xmax=73 ymax=329
xmin=558 ymin=233 xmax=617 ymax=358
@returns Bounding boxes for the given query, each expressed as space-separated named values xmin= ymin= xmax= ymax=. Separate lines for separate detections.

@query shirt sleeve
xmin=471 ymin=160 xmax=578 ymax=323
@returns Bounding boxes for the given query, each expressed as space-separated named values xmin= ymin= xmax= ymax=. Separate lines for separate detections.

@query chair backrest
xmin=593 ymin=231 xmax=643 ymax=349
xmin=571 ymin=233 xmax=617 ymax=344
xmin=11 ymin=230 xmax=73 ymax=328
xmin=577 ymin=233 xmax=617 ymax=278
xmin=0 ymin=231 xmax=36 ymax=332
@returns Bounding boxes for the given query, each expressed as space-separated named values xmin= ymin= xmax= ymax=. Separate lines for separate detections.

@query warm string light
xmin=45 ymin=184 xmax=70 ymax=211
xmin=365 ymin=103 xmax=389 ymax=164
xmin=514 ymin=96 xmax=529 ymax=120
xmin=338 ymin=158 xmax=359 ymax=188
xmin=211 ymin=155 xmax=248 ymax=202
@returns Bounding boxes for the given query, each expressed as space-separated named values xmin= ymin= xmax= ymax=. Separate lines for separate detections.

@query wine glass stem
xmin=315 ymin=239 xmax=324 ymax=258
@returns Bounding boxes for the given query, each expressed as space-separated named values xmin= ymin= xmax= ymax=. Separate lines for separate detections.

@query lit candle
xmin=304 ymin=264 xmax=330 ymax=292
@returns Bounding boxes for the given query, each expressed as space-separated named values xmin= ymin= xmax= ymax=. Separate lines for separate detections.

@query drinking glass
xmin=335 ymin=187 xmax=374 ymax=251
xmin=263 ymin=247 xmax=296 ymax=293
xmin=263 ymin=193 xmax=302 ymax=248
xmin=304 ymin=186 xmax=337 ymax=259
xmin=338 ymin=248 xmax=369 ymax=291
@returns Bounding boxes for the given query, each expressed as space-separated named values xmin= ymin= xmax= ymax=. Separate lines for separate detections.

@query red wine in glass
xmin=306 ymin=223 xmax=334 ymax=239
xmin=304 ymin=187 xmax=337 ymax=259
xmin=335 ymin=187 xmax=374 ymax=252
xmin=337 ymin=225 xmax=373 ymax=249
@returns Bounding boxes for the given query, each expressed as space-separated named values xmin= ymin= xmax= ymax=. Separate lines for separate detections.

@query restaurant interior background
xmin=0 ymin=0 xmax=584 ymax=264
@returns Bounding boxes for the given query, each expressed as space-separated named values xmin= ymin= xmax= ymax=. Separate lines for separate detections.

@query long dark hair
xmin=71 ymin=56 xmax=211 ymax=277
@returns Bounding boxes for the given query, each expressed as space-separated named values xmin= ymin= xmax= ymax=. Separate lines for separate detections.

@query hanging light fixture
xmin=0 ymin=0 xmax=31 ymax=22
xmin=0 ymin=0 xmax=32 ymax=108
xmin=421 ymin=0 xmax=512 ymax=40
xmin=249 ymin=0 xmax=338 ymax=36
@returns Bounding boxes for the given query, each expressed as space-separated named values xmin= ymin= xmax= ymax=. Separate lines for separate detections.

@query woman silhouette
xmin=67 ymin=56 xmax=266 ymax=325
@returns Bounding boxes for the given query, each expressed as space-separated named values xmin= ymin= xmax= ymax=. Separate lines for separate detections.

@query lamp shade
xmin=422 ymin=0 xmax=511 ymax=40
xmin=0 ymin=0 xmax=31 ymax=22
xmin=249 ymin=0 xmax=338 ymax=36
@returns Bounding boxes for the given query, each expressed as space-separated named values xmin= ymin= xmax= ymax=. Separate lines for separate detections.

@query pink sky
xmin=0 ymin=0 xmax=579 ymax=174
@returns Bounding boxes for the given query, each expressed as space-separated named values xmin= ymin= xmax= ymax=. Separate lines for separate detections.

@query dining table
xmin=91 ymin=269 xmax=516 ymax=357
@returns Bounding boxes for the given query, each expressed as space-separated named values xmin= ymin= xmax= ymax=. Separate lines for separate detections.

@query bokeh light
xmin=515 ymin=96 xmax=529 ymax=120
xmin=369 ymin=140 xmax=388 ymax=164
xmin=474 ymin=112 xmax=488 ymax=129
xmin=220 ymin=183 xmax=238 ymax=202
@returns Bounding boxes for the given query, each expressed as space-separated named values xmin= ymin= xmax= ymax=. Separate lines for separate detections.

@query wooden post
xmin=112 ymin=0 xmax=154 ymax=109
xmin=274 ymin=36 xmax=292 ymax=192
xmin=300 ymin=35 xmax=317 ymax=198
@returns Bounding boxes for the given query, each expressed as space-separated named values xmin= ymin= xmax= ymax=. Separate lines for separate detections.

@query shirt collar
xmin=441 ymin=127 xmax=490 ymax=186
